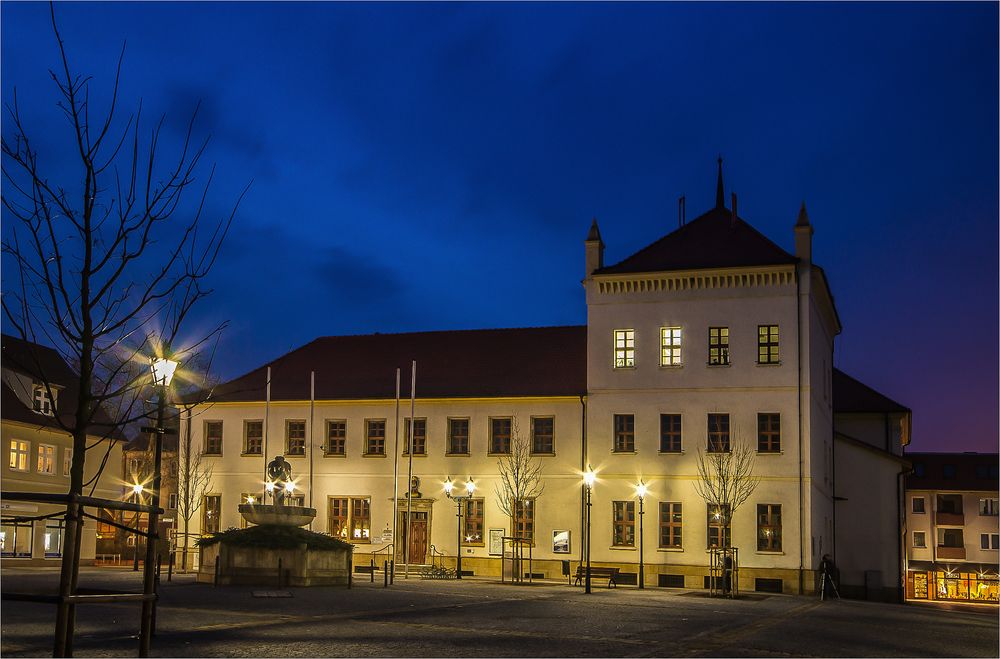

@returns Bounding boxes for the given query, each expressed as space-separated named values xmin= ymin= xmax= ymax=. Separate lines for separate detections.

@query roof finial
xmin=796 ymin=201 xmax=810 ymax=227
xmin=716 ymin=155 xmax=725 ymax=208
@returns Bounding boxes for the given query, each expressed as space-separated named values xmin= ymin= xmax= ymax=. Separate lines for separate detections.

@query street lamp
xmin=139 ymin=354 xmax=177 ymax=657
xmin=636 ymin=480 xmax=647 ymax=590
xmin=444 ymin=476 xmax=475 ymax=580
xmin=583 ymin=466 xmax=595 ymax=594
xmin=131 ymin=483 xmax=144 ymax=571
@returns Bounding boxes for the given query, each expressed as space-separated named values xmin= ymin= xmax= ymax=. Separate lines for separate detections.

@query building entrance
xmin=397 ymin=511 xmax=428 ymax=565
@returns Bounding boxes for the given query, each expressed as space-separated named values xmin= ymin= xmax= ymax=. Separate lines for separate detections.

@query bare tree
xmin=494 ymin=418 xmax=545 ymax=537
xmin=692 ymin=433 xmax=760 ymax=549
xmin=175 ymin=406 xmax=213 ymax=571
xmin=1 ymin=5 xmax=245 ymax=652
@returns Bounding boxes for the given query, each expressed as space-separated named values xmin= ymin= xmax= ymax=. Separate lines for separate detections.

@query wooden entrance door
xmin=397 ymin=512 xmax=428 ymax=564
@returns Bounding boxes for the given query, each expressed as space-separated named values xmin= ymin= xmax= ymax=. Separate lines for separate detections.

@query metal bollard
xmin=348 ymin=555 xmax=353 ymax=589
xmin=370 ymin=557 xmax=375 ymax=583
xmin=167 ymin=553 xmax=173 ymax=582
xmin=278 ymin=558 xmax=283 ymax=589
xmin=384 ymin=560 xmax=388 ymax=587
xmin=390 ymin=559 xmax=395 ymax=585
xmin=214 ymin=555 xmax=220 ymax=586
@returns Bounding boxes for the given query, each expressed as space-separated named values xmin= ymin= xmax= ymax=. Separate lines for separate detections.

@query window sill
xmin=323 ymin=453 xmax=347 ymax=458
xmin=706 ymin=363 xmax=731 ymax=368
xmin=610 ymin=545 xmax=636 ymax=551
xmin=401 ymin=453 xmax=428 ymax=458
xmin=658 ymin=450 xmax=683 ymax=455
xmin=202 ymin=453 xmax=222 ymax=458
xmin=657 ymin=547 xmax=684 ymax=552
xmin=284 ymin=453 xmax=306 ymax=458
xmin=756 ymin=362 xmax=782 ymax=367
xmin=530 ymin=452 xmax=556 ymax=457
xmin=756 ymin=550 xmax=785 ymax=555
xmin=445 ymin=453 xmax=471 ymax=457
xmin=613 ymin=365 xmax=636 ymax=370
xmin=611 ymin=450 xmax=638 ymax=455
xmin=659 ymin=364 xmax=683 ymax=370
xmin=361 ymin=454 xmax=387 ymax=458
xmin=757 ymin=451 xmax=783 ymax=456
xmin=487 ymin=452 xmax=512 ymax=457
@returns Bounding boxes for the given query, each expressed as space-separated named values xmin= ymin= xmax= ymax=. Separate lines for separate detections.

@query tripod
xmin=820 ymin=565 xmax=841 ymax=601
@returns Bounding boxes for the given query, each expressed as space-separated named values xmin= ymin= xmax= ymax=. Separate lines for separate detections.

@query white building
xmin=177 ymin=169 xmax=910 ymax=597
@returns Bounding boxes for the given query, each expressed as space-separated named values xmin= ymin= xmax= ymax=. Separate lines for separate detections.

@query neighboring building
xmin=115 ymin=433 xmax=179 ymax=565
xmin=177 ymin=168 xmax=909 ymax=597
xmin=832 ymin=369 xmax=912 ymax=601
xmin=904 ymin=452 xmax=999 ymax=604
xmin=1 ymin=334 xmax=125 ymax=566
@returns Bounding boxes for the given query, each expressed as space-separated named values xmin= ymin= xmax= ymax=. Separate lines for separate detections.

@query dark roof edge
xmin=833 ymin=368 xmax=911 ymax=413
xmin=834 ymin=431 xmax=911 ymax=466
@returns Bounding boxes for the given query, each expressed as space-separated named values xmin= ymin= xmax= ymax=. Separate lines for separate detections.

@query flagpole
xmin=263 ymin=366 xmax=271 ymax=489
xmin=392 ymin=368 xmax=401 ymax=567
xmin=405 ymin=361 xmax=416 ymax=578
xmin=309 ymin=370 xmax=315 ymax=528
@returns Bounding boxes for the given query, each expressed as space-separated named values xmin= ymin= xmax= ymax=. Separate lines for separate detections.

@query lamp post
xmin=444 ymin=476 xmax=475 ymax=580
xmin=636 ymin=480 xmax=646 ymax=590
xmin=584 ymin=466 xmax=595 ymax=594
xmin=131 ymin=483 xmax=144 ymax=571
xmin=138 ymin=355 xmax=177 ymax=657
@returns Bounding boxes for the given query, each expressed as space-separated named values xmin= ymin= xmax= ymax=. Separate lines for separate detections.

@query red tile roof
xmin=595 ymin=205 xmax=798 ymax=275
xmin=196 ymin=326 xmax=589 ymax=403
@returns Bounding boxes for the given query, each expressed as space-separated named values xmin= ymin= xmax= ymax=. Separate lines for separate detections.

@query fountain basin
xmin=238 ymin=503 xmax=317 ymax=527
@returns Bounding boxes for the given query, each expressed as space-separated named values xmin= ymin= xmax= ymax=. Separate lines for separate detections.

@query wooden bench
xmin=573 ymin=565 xmax=619 ymax=588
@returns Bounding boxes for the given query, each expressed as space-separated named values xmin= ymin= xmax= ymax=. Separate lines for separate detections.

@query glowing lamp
xmin=583 ymin=466 xmax=596 ymax=488
xmin=265 ymin=482 xmax=275 ymax=492
xmin=246 ymin=496 xmax=255 ymax=504
xmin=284 ymin=481 xmax=295 ymax=493
xmin=636 ymin=481 xmax=647 ymax=499
xmin=444 ymin=477 xmax=454 ymax=496
xmin=132 ymin=483 xmax=144 ymax=495
xmin=465 ymin=478 xmax=476 ymax=496
xmin=149 ymin=357 xmax=179 ymax=387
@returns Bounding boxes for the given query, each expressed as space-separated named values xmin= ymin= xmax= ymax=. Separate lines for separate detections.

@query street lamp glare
xmin=636 ymin=481 xmax=647 ymax=499
xmin=149 ymin=356 xmax=179 ymax=387
xmin=444 ymin=477 xmax=454 ymax=496
xmin=284 ymin=481 xmax=295 ymax=493
xmin=132 ymin=483 xmax=144 ymax=495
xmin=584 ymin=466 xmax=596 ymax=488
xmin=265 ymin=481 xmax=275 ymax=492
xmin=465 ymin=478 xmax=475 ymax=495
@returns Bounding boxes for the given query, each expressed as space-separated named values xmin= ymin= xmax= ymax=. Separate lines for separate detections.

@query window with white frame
xmin=8 ymin=440 xmax=29 ymax=472
xmin=912 ymin=497 xmax=925 ymax=514
xmin=979 ymin=498 xmax=998 ymax=516
xmin=33 ymin=384 xmax=54 ymax=415
xmin=913 ymin=531 xmax=926 ymax=548
xmin=981 ymin=533 xmax=1000 ymax=550
xmin=613 ymin=329 xmax=635 ymax=368
xmin=37 ymin=444 xmax=56 ymax=475
xmin=660 ymin=327 xmax=682 ymax=366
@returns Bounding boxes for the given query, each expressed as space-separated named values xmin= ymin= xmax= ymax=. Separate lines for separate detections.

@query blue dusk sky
xmin=2 ymin=2 xmax=997 ymax=452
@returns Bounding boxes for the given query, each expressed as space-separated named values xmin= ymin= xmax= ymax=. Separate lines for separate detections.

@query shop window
xmin=912 ymin=572 xmax=928 ymax=599
xmin=0 ymin=519 xmax=33 ymax=557
xmin=44 ymin=520 xmax=64 ymax=557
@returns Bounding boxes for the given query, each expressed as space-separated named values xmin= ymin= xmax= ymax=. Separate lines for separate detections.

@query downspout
xmin=897 ymin=464 xmax=912 ymax=603
xmin=797 ymin=272 xmax=805 ymax=595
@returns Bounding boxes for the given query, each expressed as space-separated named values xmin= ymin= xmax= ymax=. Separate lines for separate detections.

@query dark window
xmin=286 ymin=420 xmax=306 ymax=455
xmin=942 ymin=464 xmax=956 ymax=479
xmin=708 ymin=414 xmax=730 ymax=453
xmin=514 ymin=499 xmax=534 ymax=544
xmin=531 ymin=417 xmax=554 ymax=454
xmin=403 ymin=418 xmax=426 ymax=455
xmin=660 ymin=414 xmax=682 ymax=453
xmin=912 ymin=497 xmax=925 ymax=514
xmin=913 ymin=462 xmax=926 ymax=477
xmin=202 ymin=495 xmax=221 ymax=534
xmin=937 ymin=494 xmax=963 ymax=514
xmin=613 ymin=501 xmax=635 ymax=547
xmin=975 ymin=464 xmax=990 ymax=479
xmin=204 ymin=422 xmax=223 ymax=455
xmin=489 ymin=417 xmax=512 ymax=454
xmin=244 ymin=421 xmax=262 ymax=455
xmin=757 ymin=504 xmax=782 ymax=551
xmin=709 ymin=327 xmax=730 ymax=365
xmin=463 ymin=498 xmax=484 ymax=545
xmin=613 ymin=414 xmax=635 ymax=452
xmin=757 ymin=413 xmax=781 ymax=453
xmin=326 ymin=420 xmax=346 ymax=455
xmin=757 ymin=325 xmax=779 ymax=364
xmin=707 ymin=504 xmax=731 ymax=548
xmin=913 ymin=531 xmax=926 ymax=548
xmin=937 ymin=528 xmax=963 ymax=548
xmin=659 ymin=502 xmax=682 ymax=548
xmin=364 ymin=419 xmax=385 ymax=456
xmin=447 ymin=418 xmax=470 ymax=455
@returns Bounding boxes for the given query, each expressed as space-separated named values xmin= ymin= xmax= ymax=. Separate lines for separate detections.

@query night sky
xmin=2 ymin=2 xmax=997 ymax=453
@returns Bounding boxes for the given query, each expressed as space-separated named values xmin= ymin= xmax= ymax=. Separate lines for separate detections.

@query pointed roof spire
xmin=586 ymin=217 xmax=603 ymax=243
xmin=715 ymin=156 xmax=725 ymax=208
xmin=796 ymin=201 xmax=810 ymax=227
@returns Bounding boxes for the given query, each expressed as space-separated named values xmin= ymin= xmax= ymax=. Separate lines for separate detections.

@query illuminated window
xmin=757 ymin=413 xmax=781 ymax=453
xmin=402 ymin=418 xmax=425 ymax=455
xmin=660 ymin=327 xmax=682 ymax=366
xmin=63 ymin=447 xmax=73 ymax=477
xmin=913 ymin=531 xmax=926 ymax=548
xmin=33 ymin=385 xmax=54 ymax=415
xmin=708 ymin=414 xmax=730 ymax=453
xmin=612 ymin=501 xmax=635 ymax=547
xmin=204 ymin=421 xmax=223 ymax=455
xmin=243 ymin=420 xmax=263 ymax=455
xmin=709 ymin=327 xmax=730 ymax=365
xmin=489 ymin=417 xmax=512 ymax=454
xmin=202 ymin=495 xmax=221 ymax=534
xmin=613 ymin=414 xmax=635 ymax=452
xmin=44 ymin=520 xmax=64 ymax=557
xmin=531 ymin=417 xmax=554 ymax=455
xmin=364 ymin=419 xmax=385 ymax=456
xmin=447 ymin=418 xmax=469 ymax=455
xmin=613 ymin=329 xmax=635 ymax=368
xmin=37 ymin=444 xmax=56 ymax=475
xmin=328 ymin=498 xmax=349 ymax=538
xmin=912 ymin=497 xmax=925 ymax=514
xmin=463 ymin=498 xmax=484 ymax=545
xmin=659 ymin=502 xmax=682 ymax=548
xmin=1 ymin=519 xmax=33 ymax=557
xmin=757 ymin=325 xmax=779 ymax=364
xmin=286 ymin=420 xmax=306 ymax=456
xmin=326 ymin=420 xmax=347 ymax=455
xmin=514 ymin=499 xmax=535 ymax=544
xmin=660 ymin=414 xmax=681 ymax=453
xmin=351 ymin=497 xmax=371 ymax=541
xmin=707 ymin=504 xmax=731 ymax=548
xmin=757 ymin=504 xmax=782 ymax=552
xmin=980 ymin=498 xmax=999 ymax=516
xmin=9 ymin=440 xmax=29 ymax=472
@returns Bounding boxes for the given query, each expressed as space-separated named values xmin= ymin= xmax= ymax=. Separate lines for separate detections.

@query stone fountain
xmin=196 ymin=456 xmax=351 ymax=587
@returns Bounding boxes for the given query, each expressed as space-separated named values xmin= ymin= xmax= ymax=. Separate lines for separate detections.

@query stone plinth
xmin=197 ymin=540 xmax=351 ymax=587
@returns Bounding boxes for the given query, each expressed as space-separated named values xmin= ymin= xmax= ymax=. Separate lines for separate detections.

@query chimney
xmin=585 ymin=218 xmax=605 ymax=278
xmin=795 ymin=202 xmax=813 ymax=263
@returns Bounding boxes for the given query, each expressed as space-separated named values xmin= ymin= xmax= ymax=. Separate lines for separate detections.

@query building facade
xmin=178 ymin=173 xmax=910 ymax=596
xmin=1 ymin=335 xmax=124 ymax=566
xmin=904 ymin=452 xmax=999 ymax=604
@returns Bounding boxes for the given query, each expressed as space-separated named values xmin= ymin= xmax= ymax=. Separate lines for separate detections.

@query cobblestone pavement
xmin=2 ymin=567 xmax=997 ymax=657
